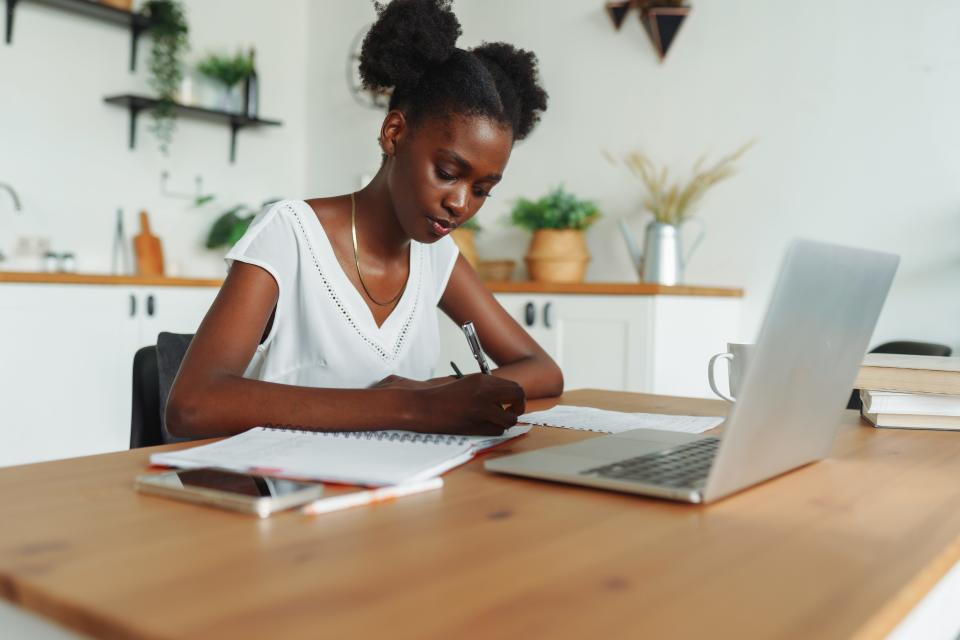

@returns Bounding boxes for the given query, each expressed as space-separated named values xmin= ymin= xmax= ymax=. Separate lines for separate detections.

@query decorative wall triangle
xmin=641 ymin=6 xmax=690 ymax=61
xmin=605 ymin=2 xmax=691 ymax=63
xmin=605 ymin=2 xmax=632 ymax=30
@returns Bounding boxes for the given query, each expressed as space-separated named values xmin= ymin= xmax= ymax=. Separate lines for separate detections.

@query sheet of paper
xmin=519 ymin=405 xmax=723 ymax=435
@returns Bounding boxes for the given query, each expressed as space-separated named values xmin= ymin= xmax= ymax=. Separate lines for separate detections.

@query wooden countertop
xmin=0 ymin=271 xmax=223 ymax=288
xmin=1 ymin=389 xmax=958 ymax=639
xmin=0 ymin=271 xmax=742 ymax=297
xmin=484 ymin=281 xmax=743 ymax=297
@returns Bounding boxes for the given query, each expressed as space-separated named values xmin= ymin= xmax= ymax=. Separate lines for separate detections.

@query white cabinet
xmin=438 ymin=292 xmax=740 ymax=398
xmin=0 ymin=283 xmax=218 ymax=467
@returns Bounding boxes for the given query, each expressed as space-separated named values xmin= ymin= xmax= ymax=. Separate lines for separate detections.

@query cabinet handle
xmin=146 ymin=294 xmax=156 ymax=317
xmin=543 ymin=302 xmax=553 ymax=329
xmin=129 ymin=294 xmax=137 ymax=317
xmin=524 ymin=302 xmax=535 ymax=327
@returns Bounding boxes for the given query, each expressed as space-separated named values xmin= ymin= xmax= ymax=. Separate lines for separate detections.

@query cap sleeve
xmin=224 ymin=200 xmax=301 ymax=291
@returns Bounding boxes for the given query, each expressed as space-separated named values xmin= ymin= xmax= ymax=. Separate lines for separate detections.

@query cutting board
xmin=133 ymin=210 xmax=165 ymax=276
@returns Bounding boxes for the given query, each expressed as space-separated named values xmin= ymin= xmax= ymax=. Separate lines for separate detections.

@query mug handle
xmin=708 ymin=352 xmax=735 ymax=402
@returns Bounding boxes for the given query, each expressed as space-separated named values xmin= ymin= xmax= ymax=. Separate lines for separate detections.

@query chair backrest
xmin=130 ymin=346 xmax=163 ymax=449
xmin=869 ymin=341 xmax=952 ymax=357
xmin=130 ymin=333 xmax=194 ymax=449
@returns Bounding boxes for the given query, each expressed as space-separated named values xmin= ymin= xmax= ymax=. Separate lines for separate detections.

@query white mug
xmin=708 ymin=343 xmax=754 ymax=402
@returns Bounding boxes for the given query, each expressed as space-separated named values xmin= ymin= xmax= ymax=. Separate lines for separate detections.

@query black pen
xmin=450 ymin=361 xmax=464 ymax=379
xmin=460 ymin=321 xmax=492 ymax=375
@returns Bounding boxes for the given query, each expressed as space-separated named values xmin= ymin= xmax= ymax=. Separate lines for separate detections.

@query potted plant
xmin=203 ymin=198 xmax=277 ymax=250
xmin=141 ymin=0 xmax=189 ymax=154
xmin=450 ymin=217 xmax=480 ymax=268
xmin=610 ymin=142 xmax=752 ymax=284
xmin=197 ymin=51 xmax=254 ymax=113
xmin=510 ymin=185 xmax=600 ymax=283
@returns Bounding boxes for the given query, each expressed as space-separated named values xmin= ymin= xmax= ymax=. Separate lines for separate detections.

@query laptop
xmin=485 ymin=239 xmax=899 ymax=504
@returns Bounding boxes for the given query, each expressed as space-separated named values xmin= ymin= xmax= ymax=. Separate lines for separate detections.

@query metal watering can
xmin=617 ymin=219 xmax=705 ymax=285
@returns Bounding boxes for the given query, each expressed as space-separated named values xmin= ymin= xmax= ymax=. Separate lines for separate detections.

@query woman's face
xmin=385 ymin=112 xmax=513 ymax=244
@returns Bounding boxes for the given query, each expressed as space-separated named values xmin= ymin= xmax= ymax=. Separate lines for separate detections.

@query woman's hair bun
xmin=359 ymin=0 xmax=462 ymax=93
xmin=471 ymin=42 xmax=548 ymax=141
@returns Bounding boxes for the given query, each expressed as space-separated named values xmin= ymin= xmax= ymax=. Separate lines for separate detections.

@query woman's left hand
xmin=369 ymin=374 xmax=454 ymax=390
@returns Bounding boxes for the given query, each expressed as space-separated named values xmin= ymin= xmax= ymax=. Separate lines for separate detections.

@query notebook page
xmin=519 ymin=405 xmax=723 ymax=435
xmin=151 ymin=426 xmax=529 ymax=486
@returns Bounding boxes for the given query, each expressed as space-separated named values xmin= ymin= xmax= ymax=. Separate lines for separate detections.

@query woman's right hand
xmin=414 ymin=374 xmax=526 ymax=436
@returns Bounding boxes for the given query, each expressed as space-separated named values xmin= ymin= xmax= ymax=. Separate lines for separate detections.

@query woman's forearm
xmin=493 ymin=354 xmax=563 ymax=400
xmin=166 ymin=375 xmax=422 ymax=438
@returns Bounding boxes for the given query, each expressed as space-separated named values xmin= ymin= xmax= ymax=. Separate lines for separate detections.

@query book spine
xmin=855 ymin=367 xmax=960 ymax=396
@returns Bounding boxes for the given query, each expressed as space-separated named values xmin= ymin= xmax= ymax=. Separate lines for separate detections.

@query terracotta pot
xmin=450 ymin=228 xmax=479 ymax=268
xmin=477 ymin=259 xmax=515 ymax=282
xmin=100 ymin=0 xmax=133 ymax=10
xmin=524 ymin=229 xmax=590 ymax=283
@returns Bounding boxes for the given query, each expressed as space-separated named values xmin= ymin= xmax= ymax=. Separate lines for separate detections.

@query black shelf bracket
xmin=4 ymin=0 xmax=152 ymax=71
xmin=105 ymin=94 xmax=282 ymax=164
xmin=229 ymin=120 xmax=243 ymax=164
xmin=127 ymin=103 xmax=144 ymax=150
xmin=5 ymin=0 xmax=18 ymax=45
xmin=130 ymin=20 xmax=146 ymax=72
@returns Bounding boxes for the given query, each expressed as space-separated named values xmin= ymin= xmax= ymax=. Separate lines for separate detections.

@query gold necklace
xmin=351 ymin=192 xmax=408 ymax=307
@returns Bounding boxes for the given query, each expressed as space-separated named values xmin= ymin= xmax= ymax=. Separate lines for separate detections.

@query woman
xmin=166 ymin=0 xmax=563 ymax=439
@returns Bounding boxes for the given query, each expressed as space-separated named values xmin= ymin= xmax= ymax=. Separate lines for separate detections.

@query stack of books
xmin=855 ymin=354 xmax=960 ymax=430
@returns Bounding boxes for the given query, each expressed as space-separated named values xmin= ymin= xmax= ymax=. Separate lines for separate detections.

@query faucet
xmin=0 ymin=183 xmax=22 ymax=212
xmin=0 ymin=182 xmax=22 ymax=265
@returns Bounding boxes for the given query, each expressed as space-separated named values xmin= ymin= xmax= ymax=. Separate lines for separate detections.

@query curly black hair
xmin=359 ymin=0 xmax=548 ymax=142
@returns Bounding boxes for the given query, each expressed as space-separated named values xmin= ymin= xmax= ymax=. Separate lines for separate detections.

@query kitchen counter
xmin=0 ymin=272 xmax=223 ymax=288
xmin=0 ymin=272 xmax=743 ymax=297
xmin=484 ymin=281 xmax=743 ymax=297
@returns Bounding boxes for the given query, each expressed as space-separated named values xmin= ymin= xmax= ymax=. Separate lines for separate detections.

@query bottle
xmin=243 ymin=47 xmax=259 ymax=119
xmin=111 ymin=208 xmax=132 ymax=275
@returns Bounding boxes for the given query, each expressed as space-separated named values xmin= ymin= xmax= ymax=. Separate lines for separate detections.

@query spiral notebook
xmin=150 ymin=426 xmax=530 ymax=487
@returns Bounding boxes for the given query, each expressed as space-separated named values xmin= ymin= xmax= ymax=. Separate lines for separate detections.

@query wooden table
xmin=3 ymin=390 xmax=960 ymax=639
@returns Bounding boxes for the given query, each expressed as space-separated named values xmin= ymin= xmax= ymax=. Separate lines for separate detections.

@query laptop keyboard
xmin=580 ymin=437 xmax=721 ymax=489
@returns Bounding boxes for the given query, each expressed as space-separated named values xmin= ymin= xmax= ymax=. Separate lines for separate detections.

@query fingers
xmin=479 ymin=377 xmax=526 ymax=416
xmin=483 ymin=404 xmax=518 ymax=431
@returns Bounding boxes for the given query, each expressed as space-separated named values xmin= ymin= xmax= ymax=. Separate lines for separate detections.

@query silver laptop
xmin=485 ymin=239 xmax=899 ymax=504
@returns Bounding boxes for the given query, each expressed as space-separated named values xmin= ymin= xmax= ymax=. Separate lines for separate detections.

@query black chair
xmin=130 ymin=333 xmax=194 ymax=449
xmin=847 ymin=340 xmax=953 ymax=410
xmin=131 ymin=345 xmax=163 ymax=449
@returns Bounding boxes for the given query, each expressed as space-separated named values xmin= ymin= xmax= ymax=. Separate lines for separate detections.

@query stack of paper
xmin=519 ymin=405 xmax=724 ymax=434
xmin=860 ymin=390 xmax=960 ymax=430
xmin=151 ymin=426 xmax=530 ymax=486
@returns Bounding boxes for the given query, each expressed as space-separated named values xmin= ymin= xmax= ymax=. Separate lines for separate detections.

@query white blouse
xmin=225 ymin=199 xmax=460 ymax=388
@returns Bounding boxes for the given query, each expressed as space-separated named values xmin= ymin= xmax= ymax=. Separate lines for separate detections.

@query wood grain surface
xmin=483 ymin=281 xmax=744 ymax=297
xmin=0 ymin=274 xmax=742 ymax=297
xmin=1 ymin=390 xmax=959 ymax=639
xmin=0 ymin=272 xmax=222 ymax=288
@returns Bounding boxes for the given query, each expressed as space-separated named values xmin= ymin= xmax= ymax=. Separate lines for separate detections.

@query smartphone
xmin=135 ymin=468 xmax=325 ymax=518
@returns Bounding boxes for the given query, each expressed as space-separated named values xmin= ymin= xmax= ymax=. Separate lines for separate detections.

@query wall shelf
xmin=5 ymin=0 xmax=153 ymax=70
xmin=104 ymin=94 xmax=283 ymax=163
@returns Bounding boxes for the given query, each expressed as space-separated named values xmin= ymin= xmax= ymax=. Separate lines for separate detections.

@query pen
xmin=450 ymin=361 xmax=464 ymax=378
xmin=460 ymin=321 xmax=491 ymax=374
xmin=302 ymin=477 xmax=444 ymax=515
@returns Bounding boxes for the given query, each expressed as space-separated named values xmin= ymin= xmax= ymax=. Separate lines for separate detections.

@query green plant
xmin=509 ymin=185 xmax=600 ymax=231
xmin=611 ymin=142 xmax=753 ymax=225
xmin=142 ymin=0 xmax=189 ymax=155
xmin=203 ymin=198 xmax=277 ymax=249
xmin=197 ymin=51 xmax=254 ymax=89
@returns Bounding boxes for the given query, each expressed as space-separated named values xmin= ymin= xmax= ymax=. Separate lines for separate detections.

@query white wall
xmin=0 ymin=0 xmax=309 ymax=277
xmin=304 ymin=0 xmax=960 ymax=352
xmin=3 ymin=0 xmax=956 ymax=352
